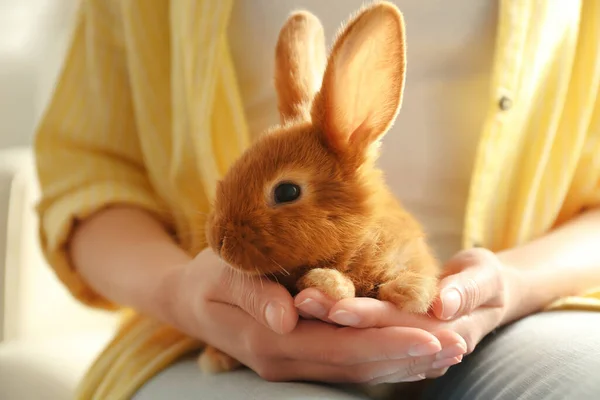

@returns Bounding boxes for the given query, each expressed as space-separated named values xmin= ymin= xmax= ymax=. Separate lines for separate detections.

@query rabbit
xmin=199 ymin=1 xmax=441 ymax=374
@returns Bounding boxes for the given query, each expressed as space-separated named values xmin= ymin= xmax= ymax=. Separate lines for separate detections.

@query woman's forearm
xmin=70 ymin=206 xmax=192 ymax=320
xmin=497 ymin=207 xmax=600 ymax=324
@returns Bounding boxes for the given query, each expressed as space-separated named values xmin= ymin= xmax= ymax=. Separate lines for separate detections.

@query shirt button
xmin=499 ymin=96 xmax=512 ymax=111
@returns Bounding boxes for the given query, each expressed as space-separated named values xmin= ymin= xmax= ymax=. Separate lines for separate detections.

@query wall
xmin=0 ymin=0 xmax=79 ymax=149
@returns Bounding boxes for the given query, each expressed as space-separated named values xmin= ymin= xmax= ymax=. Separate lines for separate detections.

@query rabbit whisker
xmin=268 ymin=272 xmax=280 ymax=285
xmin=255 ymin=267 xmax=265 ymax=289
xmin=269 ymin=257 xmax=290 ymax=276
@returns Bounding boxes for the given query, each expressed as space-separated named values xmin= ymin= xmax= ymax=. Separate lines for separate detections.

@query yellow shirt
xmin=33 ymin=0 xmax=600 ymax=399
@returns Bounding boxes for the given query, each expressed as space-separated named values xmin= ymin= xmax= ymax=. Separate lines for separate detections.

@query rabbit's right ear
xmin=275 ymin=11 xmax=327 ymax=124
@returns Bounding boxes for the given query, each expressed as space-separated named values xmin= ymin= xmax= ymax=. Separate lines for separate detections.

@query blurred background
xmin=0 ymin=2 xmax=119 ymax=398
xmin=0 ymin=0 xmax=79 ymax=148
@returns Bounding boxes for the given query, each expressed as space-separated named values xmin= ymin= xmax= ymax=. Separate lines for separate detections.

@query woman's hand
xmin=295 ymin=248 xmax=523 ymax=379
xmin=431 ymin=247 xmax=514 ymax=322
xmin=166 ymin=248 xmax=468 ymax=384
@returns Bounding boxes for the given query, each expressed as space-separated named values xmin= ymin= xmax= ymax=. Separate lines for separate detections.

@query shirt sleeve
xmin=34 ymin=1 xmax=171 ymax=310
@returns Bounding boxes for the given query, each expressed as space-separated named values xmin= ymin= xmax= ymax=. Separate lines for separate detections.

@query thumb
xmin=217 ymin=270 xmax=298 ymax=334
xmin=434 ymin=248 xmax=505 ymax=320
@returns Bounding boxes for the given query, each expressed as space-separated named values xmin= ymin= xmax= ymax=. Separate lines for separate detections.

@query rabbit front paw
xmin=198 ymin=345 xmax=242 ymax=373
xmin=377 ymin=270 xmax=438 ymax=314
xmin=297 ymin=268 xmax=355 ymax=300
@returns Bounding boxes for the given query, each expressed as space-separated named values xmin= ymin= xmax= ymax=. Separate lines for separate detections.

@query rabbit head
xmin=206 ymin=2 xmax=407 ymax=277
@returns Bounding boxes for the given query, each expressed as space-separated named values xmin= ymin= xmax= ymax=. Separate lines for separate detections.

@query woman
xmin=34 ymin=0 xmax=600 ymax=399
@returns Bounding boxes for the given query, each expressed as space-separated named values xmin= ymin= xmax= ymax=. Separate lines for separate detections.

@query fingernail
xmin=435 ymin=343 xmax=467 ymax=360
xmin=408 ymin=340 xmax=441 ymax=357
xmin=440 ymin=288 xmax=461 ymax=320
xmin=329 ymin=310 xmax=360 ymax=326
xmin=295 ymin=298 xmax=327 ymax=319
xmin=265 ymin=302 xmax=285 ymax=334
xmin=432 ymin=355 xmax=462 ymax=369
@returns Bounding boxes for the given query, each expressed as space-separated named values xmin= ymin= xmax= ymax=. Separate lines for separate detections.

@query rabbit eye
xmin=274 ymin=182 xmax=301 ymax=204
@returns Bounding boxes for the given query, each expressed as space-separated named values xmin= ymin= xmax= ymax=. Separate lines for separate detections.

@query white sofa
xmin=0 ymin=147 xmax=120 ymax=399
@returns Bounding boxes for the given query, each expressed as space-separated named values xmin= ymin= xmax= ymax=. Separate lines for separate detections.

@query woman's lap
xmin=133 ymin=311 xmax=600 ymax=400
xmin=132 ymin=361 xmax=369 ymax=400
xmin=424 ymin=310 xmax=600 ymax=400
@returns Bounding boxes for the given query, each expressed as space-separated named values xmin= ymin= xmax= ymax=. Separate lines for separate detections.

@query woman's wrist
xmin=148 ymin=261 xmax=193 ymax=331
xmin=491 ymin=208 xmax=600 ymax=325
xmin=70 ymin=206 xmax=193 ymax=320
xmin=493 ymin=261 xmax=531 ymax=325
xmin=155 ymin=249 xmax=238 ymax=337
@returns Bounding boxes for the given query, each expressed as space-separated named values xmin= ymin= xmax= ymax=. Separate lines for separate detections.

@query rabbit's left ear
xmin=312 ymin=2 xmax=407 ymax=155
xmin=275 ymin=11 xmax=327 ymax=124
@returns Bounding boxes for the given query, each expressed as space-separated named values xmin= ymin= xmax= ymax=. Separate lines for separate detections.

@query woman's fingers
xmin=207 ymin=264 xmax=299 ymax=334
xmin=277 ymin=320 xmax=442 ymax=365
xmin=268 ymin=321 xmax=465 ymax=383
xmin=262 ymin=355 xmax=444 ymax=384
xmin=430 ymin=329 xmax=467 ymax=363
xmin=294 ymin=287 xmax=338 ymax=322
xmin=327 ymin=297 xmax=470 ymax=368
xmin=366 ymin=352 xmax=463 ymax=385
xmin=328 ymin=297 xmax=425 ymax=329
xmin=204 ymin=301 xmax=467 ymax=384
xmin=434 ymin=248 xmax=505 ymax=320
xmin=368 ymin=373 xmax=427 ymax=385
xmin=207 ymin=301 xmax=441 ymax=365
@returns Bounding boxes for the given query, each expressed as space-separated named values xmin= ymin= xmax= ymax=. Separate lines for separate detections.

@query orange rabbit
xmin=200 ymin=1 xmax=441 ymax=373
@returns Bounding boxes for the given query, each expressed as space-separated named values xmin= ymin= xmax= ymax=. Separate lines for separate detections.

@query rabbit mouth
xmin=219 ymin=236 xmax=285 ymax=276
xmin=224 ymin=262 xmax=264 ymax=276
xmin=222 ymin=255 xmax=286 ymax=277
